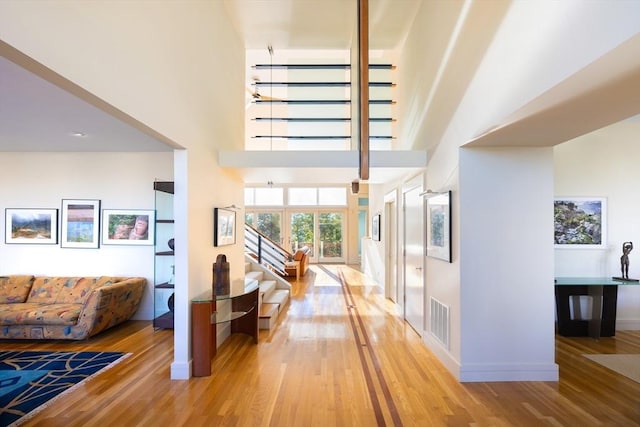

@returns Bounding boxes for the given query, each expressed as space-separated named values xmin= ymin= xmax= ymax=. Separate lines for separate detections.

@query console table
xmin=554 ymin=277 xmax=639 ymax=339
xmin=191 ymin=278 xmax=259 ymax=377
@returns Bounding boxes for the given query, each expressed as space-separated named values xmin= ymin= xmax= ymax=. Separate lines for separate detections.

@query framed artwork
xmin=102 ymin=209 xmax=155 ymax=245
xmin=5 ymin=208 xmax=58 ymax=244
xmin=554 ymin=197 xmax=606 ymax=248
xmin=214 ymin=207 xmax=236 ymax=247
xmin=426 ymin=191 xmax=452 ymax=262
xmin=60 ymin=199 xmax=100 ymax=248
xmin=372 ymin=213 xmax=381 ymax=241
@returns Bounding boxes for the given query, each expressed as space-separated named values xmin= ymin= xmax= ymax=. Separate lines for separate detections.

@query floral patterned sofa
xmin=0 ymin=275 xmax=146 ymax=340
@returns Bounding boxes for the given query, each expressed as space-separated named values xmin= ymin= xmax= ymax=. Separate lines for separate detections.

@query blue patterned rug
xmin=0 ymin=350 xmax=129 ymax=426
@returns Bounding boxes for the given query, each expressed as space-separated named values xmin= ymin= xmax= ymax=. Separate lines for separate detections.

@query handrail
xmin=244 ymin=223 xmax=292 ymax=276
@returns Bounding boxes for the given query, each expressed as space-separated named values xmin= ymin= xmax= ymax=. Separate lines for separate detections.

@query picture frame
xmin=5 ymin=208 xmax=58 ymax=244
xmin=554 ymin=197 xmax=606 ymax=248
xmin=426 ymin=190 xmax=452 ymax=262
xmin=60 ymin=199 xmax=100 ymax=248
xmin=372 ymin=213 xmax=381 ymax=241
xmin=102 ymin=209 xmax=155 ymax=245
xmin=214 ymin=207 xmax=236 ymax=247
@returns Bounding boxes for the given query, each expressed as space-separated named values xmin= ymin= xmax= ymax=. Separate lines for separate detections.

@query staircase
xmin=244 ymin=223 xmax=291 ymax=277
xmin=245 ymin=254 xmax=291 ymax=329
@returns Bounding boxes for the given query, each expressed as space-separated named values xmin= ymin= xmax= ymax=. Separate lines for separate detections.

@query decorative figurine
xmin=613 ymin=241 xmax=638 ymax=281
xmin=213 ymin=254 xmax=230 ymax=295
xmin=168 ymin=265 xmax=175 ymax=285
xmin=620 ymin=241 xmax=633 ymax=279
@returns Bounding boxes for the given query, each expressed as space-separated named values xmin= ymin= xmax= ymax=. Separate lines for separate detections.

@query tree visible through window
xmin=290 ymin=213 xmax=314 ymax=256
xmin=319 ymin=212 xmax=342 ymax=257
xmin=246 ymin=212 xmax=281 ymax=244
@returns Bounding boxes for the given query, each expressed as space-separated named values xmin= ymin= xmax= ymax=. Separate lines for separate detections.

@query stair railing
xmin=244 ymin=223 xmax=292 ymax=276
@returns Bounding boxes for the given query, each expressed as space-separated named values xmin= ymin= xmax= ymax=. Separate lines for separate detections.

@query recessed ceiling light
xmin=71 ymin=131 xmax=87 ymax=137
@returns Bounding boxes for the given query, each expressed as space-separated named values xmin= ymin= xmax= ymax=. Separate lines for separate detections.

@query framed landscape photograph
xmin=554 ymin=197 xmax=606 ymax=248
xmin=372 ymin=213 xmax=381 ymax=241
xmin=61 ymin=199 xmax=100 ymax=248
xmin=426 ymin=191 xmax=452 ymax=262
xmin=214 ymin=207 xmax=236 ymax=247
xmin=102 ymin=209 xmax=155 ymax=245
xmin=5 ymin=208 xmax=58 ymax=244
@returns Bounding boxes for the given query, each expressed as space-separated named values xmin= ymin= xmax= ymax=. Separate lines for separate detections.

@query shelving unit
xmin=153 ymin=181 xmax=174 ymax=329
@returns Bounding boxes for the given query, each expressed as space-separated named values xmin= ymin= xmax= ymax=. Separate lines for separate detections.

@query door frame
xmin=286 ymin=208 xmax=347 ymax=264
xmin=402 ymin=175 xmax=425 ymax=335
xmin=384 ymin=190 xmax=398 ymax=303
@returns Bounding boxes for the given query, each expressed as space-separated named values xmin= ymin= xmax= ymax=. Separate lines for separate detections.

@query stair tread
xmin=245 ymin=271 xmax=263 ymax=281
xmin=263 ymin=289 xmax=290 ymax=305
xmin=260 ymin=303 xmax=279 ymax=317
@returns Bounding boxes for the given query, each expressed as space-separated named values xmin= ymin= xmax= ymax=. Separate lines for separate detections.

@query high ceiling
xmin=2 ymin=0 xmax=638 ymax=185
xmin=0 ymin=0 xmax=421 ymax=154
xmin=222 ymin=0 xmax=421 ymax=50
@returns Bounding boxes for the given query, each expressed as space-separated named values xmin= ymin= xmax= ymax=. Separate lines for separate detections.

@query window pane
xmin=245 ymin=212 xmax=255 ymax=226
xmin=256 ymin=212 xmax=281 ymax=244
xmin=318 ymin=188 xmax=346 ymax=205
xmin=289 ymin=188 xmax=316 ymax=205
xmin=254 ymin=188 xmax=283 ymax=205
xmin=290 ymin=212 xmax=314 ymax=256
xmin=319 ymin=212 xmax=343 ymax=257
xmin=244 ymin=188 xmax=255 ymax=206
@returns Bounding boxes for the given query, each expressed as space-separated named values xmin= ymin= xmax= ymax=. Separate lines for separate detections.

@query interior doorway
xmin=403 ymin=177 xmax=425 ymax=336
xmin=384 ymin=192 xmax=398 ymax=303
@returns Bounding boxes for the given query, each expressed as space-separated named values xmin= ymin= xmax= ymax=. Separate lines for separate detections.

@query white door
xmin=403 ymin=182 xmax=425 ymax=336
xmin=385 ymin=197 xmax=397 ymax=303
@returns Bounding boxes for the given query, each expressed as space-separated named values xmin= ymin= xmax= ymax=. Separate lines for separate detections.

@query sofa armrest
xmin=76 ymin=278 xmax=146 ymax=338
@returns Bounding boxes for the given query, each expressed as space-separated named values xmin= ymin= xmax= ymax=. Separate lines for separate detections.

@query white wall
xmin=0 ymin=152 xmax=173 ymax=320
xmin=554 ymin=120 xmax=640 ymax=329
xmin=388 ymin=0 xmax=640 ymax=381
xmin=459 ymin=147 xmax=557 ymax=381
xmin=0 ymin=1 xmax=246 ymax=379
xmin=362 ymin=183 xmax=385 ymax=284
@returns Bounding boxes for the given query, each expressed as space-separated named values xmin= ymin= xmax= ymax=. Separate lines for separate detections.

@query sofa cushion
xmin=0 ymin=275 xmax=34 ymax=303
xmin=27 ymin=277 xmax=112 ymax=305
xmin=94 ymin=276 xmax=126 ymax=288
xmin=0 ymin=302 xmax=82 ymax=325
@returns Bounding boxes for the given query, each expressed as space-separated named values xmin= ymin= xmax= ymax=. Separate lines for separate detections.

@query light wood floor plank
xmin=2 ymin=264 xmax=639 ymax=426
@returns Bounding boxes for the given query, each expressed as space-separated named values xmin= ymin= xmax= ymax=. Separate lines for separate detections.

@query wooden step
xmin=260 ymin=303 xmax=279 ymax=318
xmin=259 ymin=303 xmax=279 ymax=330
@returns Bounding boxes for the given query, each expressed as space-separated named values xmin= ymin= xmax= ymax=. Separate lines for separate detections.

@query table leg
xmin=588 ymin=285 xmax=603 ymax=339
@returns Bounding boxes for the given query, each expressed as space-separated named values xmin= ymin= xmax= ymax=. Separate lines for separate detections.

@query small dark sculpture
xmin=620 ymin=241 xmax=633 ymax=279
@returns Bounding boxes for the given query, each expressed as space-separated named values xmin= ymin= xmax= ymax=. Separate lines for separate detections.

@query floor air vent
xmin=430 ymin=297 xmax=450 ymax=349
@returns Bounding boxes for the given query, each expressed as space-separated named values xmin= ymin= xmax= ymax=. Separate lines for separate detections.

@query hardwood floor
xmin=3 ymin=264 xmax=639 ymax=426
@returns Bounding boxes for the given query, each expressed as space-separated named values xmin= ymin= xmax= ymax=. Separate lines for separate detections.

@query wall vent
xmin=430 ymin=297 xmax=450 ymax=349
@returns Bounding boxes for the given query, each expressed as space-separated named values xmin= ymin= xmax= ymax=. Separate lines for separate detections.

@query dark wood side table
xmin=554 ymin=277 xmax=639 ymax=339
xmin=191 ymin=278 xmax=259 ymax=377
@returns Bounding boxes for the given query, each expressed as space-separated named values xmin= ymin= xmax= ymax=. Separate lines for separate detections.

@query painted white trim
xmin=617 ymin=319 xmax=640 ymax=330
xmin=422 ymin=330 xmax=461 ymax=378
xmin=458 ymin=363 xmax=559 ymax=383
xmin=170 ymin=361 xmax=191 ymax=380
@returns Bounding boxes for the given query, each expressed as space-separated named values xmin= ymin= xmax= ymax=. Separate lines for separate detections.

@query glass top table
xmin=554 ymin=277 xmax=638 ymax=339
xmin=555 ymin=277 xmax=640 ymax=286
xmin=192 ymin=277 xmax=259 ymax=302
xmin=192 ymin=278 xmax=259 ymax=324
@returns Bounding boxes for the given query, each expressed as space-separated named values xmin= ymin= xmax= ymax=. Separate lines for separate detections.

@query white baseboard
xmin=422 ymin=332 xmax=461 ymax=378
xmin=458 ymin=362 xmax=559 ymax=382
xmin=170 ymin=360 xmax=191 ymax=380
xmin=616 ymin=319 xmax=640 ymax=330
xmin=422 ymin=331 xmax=559 ymax=382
